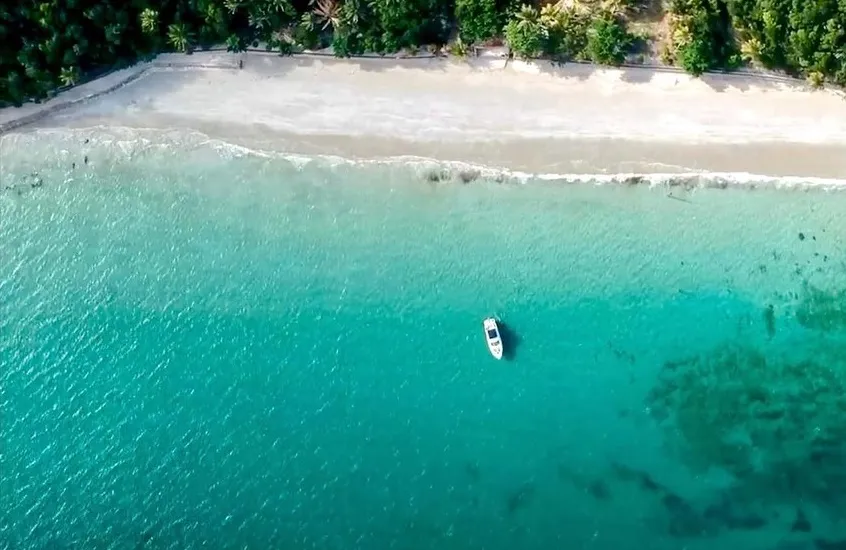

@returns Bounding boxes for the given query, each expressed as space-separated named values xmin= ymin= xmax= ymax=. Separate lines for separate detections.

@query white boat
xmin=483 ymin=317 xmax=504 ymax=359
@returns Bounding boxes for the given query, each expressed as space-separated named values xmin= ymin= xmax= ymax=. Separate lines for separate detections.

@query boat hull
xmin=483 ymin=317 xmax=504 ymax=359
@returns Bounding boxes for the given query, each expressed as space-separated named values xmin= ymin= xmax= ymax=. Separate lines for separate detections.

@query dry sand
xmin=3 ymin=51 xmax=846 ymax=178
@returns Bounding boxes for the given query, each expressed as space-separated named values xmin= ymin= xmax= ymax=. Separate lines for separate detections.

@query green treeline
xmin=2 ymin=0 xmax=846 ymax=105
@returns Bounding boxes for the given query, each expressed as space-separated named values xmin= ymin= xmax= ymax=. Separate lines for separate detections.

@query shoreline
xmin=2 ymin=51 xmax=846 ymax=180
xmin=20 ymin=122 xmax=846 ymax=183
xmin=5 ymin=126 xmax=846 ymax=192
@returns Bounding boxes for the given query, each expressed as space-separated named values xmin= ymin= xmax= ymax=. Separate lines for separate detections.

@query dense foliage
xmin=503 ymin=4 xmax=547 ymax=58
xmin=504 ymin=3 xmax=632 ymax=64
xmin=585 ymin=14 xmax=633 ymax=65
xmin=455 ymin=0 xmax=501 ymax=44
xmin=1 ymin=0 xmax=846 ymax=105
xmin=727 ymin=0 xmax=846 ymax=85
xmin=662 ymin=0 xmax=740 ymax=74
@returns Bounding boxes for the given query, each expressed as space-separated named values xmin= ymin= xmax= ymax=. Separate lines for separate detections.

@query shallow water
xmin=3 ymin=129 xmax=846 ymax=550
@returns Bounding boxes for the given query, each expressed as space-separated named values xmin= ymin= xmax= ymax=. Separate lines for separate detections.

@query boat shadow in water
xmin=497 ymin=320 xmax=521 ymax=361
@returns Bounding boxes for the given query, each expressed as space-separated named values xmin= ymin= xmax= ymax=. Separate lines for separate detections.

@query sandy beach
xmin=3 ymin=51 xmax=846 ymax=178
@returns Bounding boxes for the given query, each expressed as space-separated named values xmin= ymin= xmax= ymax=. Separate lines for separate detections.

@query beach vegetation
xmin=314 ymin=0 xmax=343 ymax=30
xmin=600 ymin=0 xmax=631 ymax=17
xmin=728 ymin=0 xmax=846 ymax=85
xmin=140 ymin=8 xmax=160 ymax=35
xmin=541 ymin=4 xmax=591 ymax=60
xmin=806 ymin=70 xmax=825 ymax=89
xmin=738 ymin=36 xmax=762 ymax=64
xmin=456 ymin=0 xmax=502 ymax=44
xmin=664 ymin=0 xmax=738 ymax=75
xmin=291 ymin=14 xmax=322 ymax=49
xmin=59 ymin=66 xmax=82 ymax=87
xmin=585 ymin=13 xmax=634 ymax=65
xmin=3 ymin=0 xmax=846 ymax=105
xmin=225 ymin=33 xmax=249 ymax=52
xmin=504 ymin=4 xmax=547 ymax=58
xmin=314 ymin=0 xmax=452 ymax=55
xmin=449 ymin=36 xmax=472 ymax=56
xmin=385 ymin=0 xmax=451 ymax=51
xmin=326 ymin=0 xmax=371 ymax=56
xmin=167 ymin=23 xmax=196 ymax=53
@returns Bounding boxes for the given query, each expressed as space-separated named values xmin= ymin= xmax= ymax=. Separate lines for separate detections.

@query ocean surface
xmin=2 ymin=128 xmax=846 ymax=550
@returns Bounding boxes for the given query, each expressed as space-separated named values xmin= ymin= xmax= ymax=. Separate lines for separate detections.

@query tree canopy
xmin=2 ymin=0 xmax=845 ymax=105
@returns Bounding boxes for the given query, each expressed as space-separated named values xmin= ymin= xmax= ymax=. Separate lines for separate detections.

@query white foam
xmin=4 ymin=126 xmax=846 ymax=191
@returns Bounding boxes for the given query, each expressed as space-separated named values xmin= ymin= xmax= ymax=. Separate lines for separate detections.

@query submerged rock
xmin=610 ymin=462 xmax=663 ymax=494
xmin=423 ymin=168 xmax=449 ymax=183
xmin=456 ymin=169 xmax=480 ymax=184
xmin=702 ymin=495 xmax=767 ymax=531
xmin=791 ymin=508 xmax=812 ymax=533
xmin=764 ymin=304 xmax=776 ymax=338
xmin=505 ymin=481 xmax=535 ymax=516
xmin=646 ymin=342 xmax=846 ymax=506
xmin=662 ymin=492 xmax=712 ymax=537
xmin=587 ymin=479 xmax=611 ymax=500
xmin=795 ymin=283 xmax=846 ymax=332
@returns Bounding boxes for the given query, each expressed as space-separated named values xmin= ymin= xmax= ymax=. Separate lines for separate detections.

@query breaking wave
xmin=2 ymin=126 xmax=845 ymax=192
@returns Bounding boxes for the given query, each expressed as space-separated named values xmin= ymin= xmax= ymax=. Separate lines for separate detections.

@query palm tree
xmin=504 ymin=4 xmax=547 ymax=58
xmin=266 ymin=0 xmax=295 ymax=15
xmin=272 ymin=26 xmax=295 ymax=49
xmin=300 ymin=11 xmax=316 ymax=32
xmin=36 ymin=2 xmax=53 ymax=29
xmin=224 ymin=0 xmax=243 ymax=14
xmin=59 ymin=65 xmax=80 ymax=86
xmin=514 ymin=4 xmax=542 ymax=28
xmin=167 ymin=23 xmax=194 ymax=52
xmin=313 ymin=0 xmax=341 ymax=30
xmin=513 ymin=3 xmax=546 ymax=37
xmin=225 ymin=33 xmax=246 ymax=52
xmin=540 ymin=3 xmax=562 ymax=29
xmin=740 ymin=36 xmax=762 ymax=63
xmin=140 ymin=8 xmax=158 ymax=35
xmin=598 ymin=0 xmax=628 ymax=17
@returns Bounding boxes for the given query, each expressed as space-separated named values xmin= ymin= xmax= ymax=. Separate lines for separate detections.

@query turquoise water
xmin=3 ymin=129 xmax=846 ymax=550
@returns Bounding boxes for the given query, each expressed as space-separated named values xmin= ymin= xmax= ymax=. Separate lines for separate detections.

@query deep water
xmin=3 ymin=130 xmax=846 ymax=550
